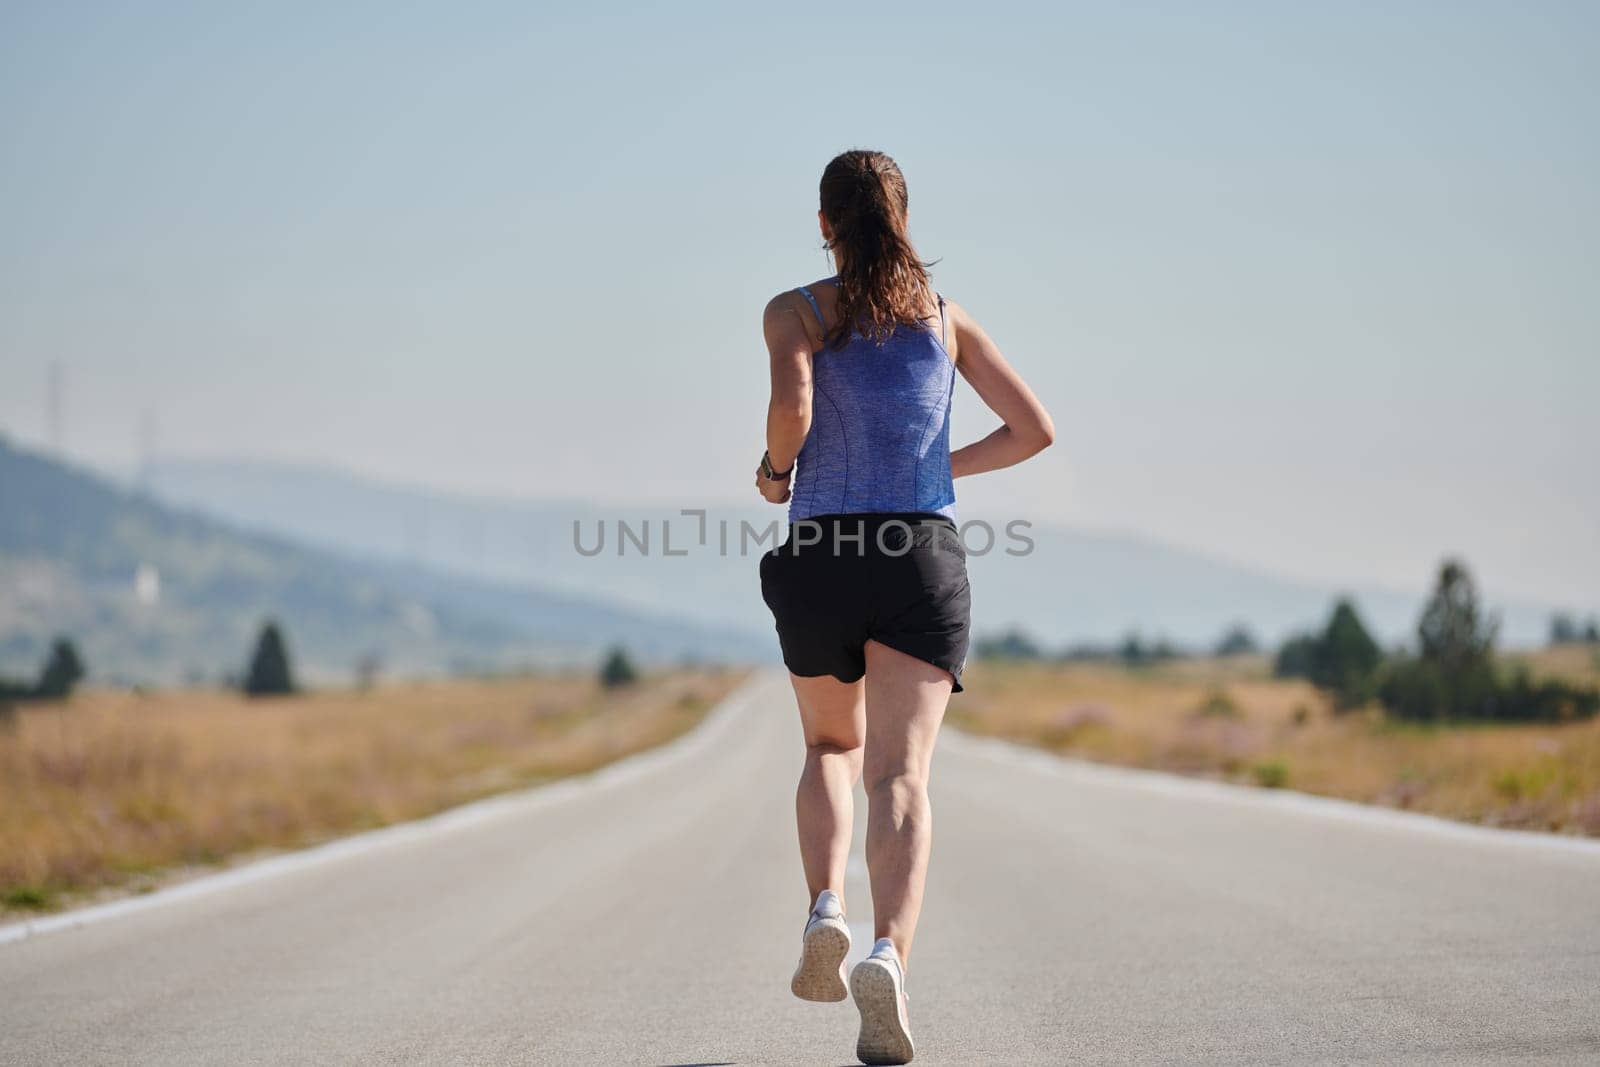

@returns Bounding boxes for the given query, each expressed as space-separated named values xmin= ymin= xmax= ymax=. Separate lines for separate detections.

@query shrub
xmin=1120 ymin=633 xmax=1181 ymax=667
xmin=1380 ymin=659 xmax=1599 ymax=724
xmin=4 ymin=886 xmax=53 ymax=910
xmin=1492 ymin=767 xmax=1555 ymax=802
xmin=599 ymin=646 xmax=638 ymax=689
xmin=1194 ymin=689 xmax=1240 ymax=719
xmin=1251 ymin=760 xmax=1290 ymax=788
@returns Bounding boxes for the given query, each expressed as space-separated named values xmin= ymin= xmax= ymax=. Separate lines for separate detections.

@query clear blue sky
xmin=1 ymin=1 xmax=1595 ymax=608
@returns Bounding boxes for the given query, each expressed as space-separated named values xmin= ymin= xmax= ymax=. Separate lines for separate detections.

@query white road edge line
xmin=0 ymin=670 xmax=781 ymax=948
xmin=941 ymin=728 xmax=1600 ymax=856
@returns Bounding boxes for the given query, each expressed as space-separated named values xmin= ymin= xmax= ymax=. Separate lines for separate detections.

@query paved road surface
xmin=3 ymin=671 xmax=1598 ymax=1065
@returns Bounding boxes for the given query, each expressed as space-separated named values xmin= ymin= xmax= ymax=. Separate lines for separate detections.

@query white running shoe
xmin=851 ymin=938 xmax=914 ymax=1065
xmin=790 ymin=890 xmax=850 ymax=1002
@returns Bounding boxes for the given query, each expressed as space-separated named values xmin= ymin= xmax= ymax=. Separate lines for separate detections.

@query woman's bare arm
xmin=756 ymin=292 xmax=816 ymax=503
xmin=946 ymin=299 xmax=1055 ymax=479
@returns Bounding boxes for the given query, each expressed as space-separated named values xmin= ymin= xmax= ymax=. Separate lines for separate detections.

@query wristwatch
xmin=760 ymin=450 xmax=793 ymax=480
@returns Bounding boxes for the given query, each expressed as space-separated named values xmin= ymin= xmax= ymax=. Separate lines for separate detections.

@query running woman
xmin=756 ymin=149 xmax=1054 ymax=1065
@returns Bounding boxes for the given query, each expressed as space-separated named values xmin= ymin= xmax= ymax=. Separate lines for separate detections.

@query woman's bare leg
xmin=861 ymin=641 xmax=953 ymax=969
xmin=790 ymin=673 xmax=866 ymax=908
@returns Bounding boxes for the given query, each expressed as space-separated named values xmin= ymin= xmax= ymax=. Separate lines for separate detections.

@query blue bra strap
xmin=796 ymin=285 xmax=825 ymax=327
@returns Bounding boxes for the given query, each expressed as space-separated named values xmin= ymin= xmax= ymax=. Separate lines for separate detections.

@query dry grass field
xmin=0 ymin=668 xmax=744 ymax=915
xmin=950 ymin=647 xmax=1600 ymax=838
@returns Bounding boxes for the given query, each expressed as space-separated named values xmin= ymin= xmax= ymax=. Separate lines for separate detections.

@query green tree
xmin=1273 ymin=633 xmax=1318 ymax=679
xmin=1379 ymin=560 xmax=1598 ymax=723
xmin=33 ymin=637 xmax=85 ymax=699
xmin=1214 ymin=624 xmax=1259 ymax=657
xmin=1117 ymin=633 xmax=1143 ymax=666
xmin=1314 ymin=600 xmax=1382 ymax=705
xmin=244 ymin=621 xmax=296 ymax=697
xmin=1549 ymin=613 xmax=1580 ymax=646
xmin=599 ymin=645 xmax=637 ymax=689
xmin=1274 ymin=599 xmax=1381 ymax=709
xmin=1417 ymin=560 xmax=1495 ymax=672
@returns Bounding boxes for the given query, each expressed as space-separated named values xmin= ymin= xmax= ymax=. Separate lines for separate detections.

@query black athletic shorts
xmin=759 ymin=512 xmax=972 ymax=693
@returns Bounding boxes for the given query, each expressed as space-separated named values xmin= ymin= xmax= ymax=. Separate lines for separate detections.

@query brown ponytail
xmin=819 ymin=150 xmax=935 ymax=349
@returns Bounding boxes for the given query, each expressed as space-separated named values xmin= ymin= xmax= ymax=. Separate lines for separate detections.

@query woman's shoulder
xmin=765 ymin=276 xmax=836 ymax=299
xmin=765 ymin=279 xmax=837 ymax=328
xmin=763 ymin=283 xmax=835 ymax=351
xmin=765 ymin=277 xmax=832 ymax=305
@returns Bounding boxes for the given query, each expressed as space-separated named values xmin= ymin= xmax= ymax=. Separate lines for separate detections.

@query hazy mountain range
xmin=0 ymin=437 xmax=767 ymax=685
xmin=143 ymin=456 xmax=1567 ymax=651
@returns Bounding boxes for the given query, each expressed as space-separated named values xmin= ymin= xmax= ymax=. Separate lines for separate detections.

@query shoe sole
xmin=790 ymin=918 xmax=850 ymax=1002
xmin=852 ymin=958 xmax=914 ymax=1065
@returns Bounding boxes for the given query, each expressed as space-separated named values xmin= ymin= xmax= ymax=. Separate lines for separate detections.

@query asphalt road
xmin=3 ymin=670 xmax=1598 ymax=1065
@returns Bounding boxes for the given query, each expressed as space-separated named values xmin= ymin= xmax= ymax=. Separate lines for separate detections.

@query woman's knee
xmin=806 ymin=738 xmax=863 ymax=765
xmin=865 ymin=767 xmax=928 ymax=813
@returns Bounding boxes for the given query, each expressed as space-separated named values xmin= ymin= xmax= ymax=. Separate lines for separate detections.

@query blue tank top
xmin=786 ymin=277 xmax=957 ymax=523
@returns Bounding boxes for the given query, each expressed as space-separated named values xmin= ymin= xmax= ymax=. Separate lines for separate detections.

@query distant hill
xmin=0 ymin=438 xmax=767 ymax=685
xmin=144 ymin=456 xmax=1568 ymax=650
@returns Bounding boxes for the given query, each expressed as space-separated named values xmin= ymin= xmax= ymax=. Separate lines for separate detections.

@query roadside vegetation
xmin=0 ymin=660 xmax=742 ymax=915
xmin=957 ymin=560 xmax=1600 ymax=837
